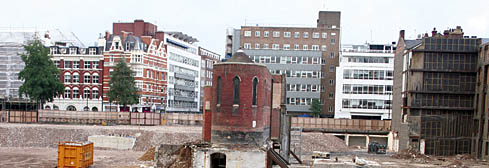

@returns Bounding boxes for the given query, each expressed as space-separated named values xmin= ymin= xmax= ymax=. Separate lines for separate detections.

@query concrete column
xmin=365 ymin=135 xmax=370 ymax=148
xmin=345 ymin=134 xmax=350 ymax=146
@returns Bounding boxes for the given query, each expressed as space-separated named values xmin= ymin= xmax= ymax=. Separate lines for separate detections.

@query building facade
xmin=45 ymin=45 xmax=104 ymax=111
xmin=392 ymin=27 xmax=480 ymax=155
xmin=335 ymin=44 xmax=394 ymax=120
xmin=102 ymin=20 xmax=168 ymax=112
xmin=198 ymin=47 xmax=220 ymax=112
xmin=164 ymin=33 xmax=201 ymax=113
xmin=473 ymin=41 xmax=489 ymax=159
xmin=227 ymin=11 xmax=341 ymax=116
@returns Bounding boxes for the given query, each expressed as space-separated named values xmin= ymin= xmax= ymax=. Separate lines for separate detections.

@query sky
xmin=1 ymin=0 xmax=489 ymax=55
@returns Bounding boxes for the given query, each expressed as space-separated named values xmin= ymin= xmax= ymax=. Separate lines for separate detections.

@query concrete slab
xmin=88 ymin=135 xmax=136 ymax=150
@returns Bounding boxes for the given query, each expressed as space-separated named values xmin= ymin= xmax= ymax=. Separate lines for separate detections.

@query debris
xmin=301 ymin=133 xmax=348 ymax=154
xmin=139 ymin=147 xmax=155 ymax=161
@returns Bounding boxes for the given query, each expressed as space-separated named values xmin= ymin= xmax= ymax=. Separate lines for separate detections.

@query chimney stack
xmin=105 ymin=31 xmax=110 ymax=40
xmin=400 ymin=30 xmax=405 ymax=39
xmin=431 ymin=28 xmax=437 ymax=37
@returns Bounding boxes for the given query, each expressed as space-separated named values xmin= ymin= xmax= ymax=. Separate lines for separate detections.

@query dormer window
xmin=69 ymin=48 xmax=77 ymax=54
xmin=50 ymin=47 xmax=58 ymax=55
xmin=88 ymin=48 xmax=96 ymax=55
xmin=115 ymin=42 xmax=119 ymax=49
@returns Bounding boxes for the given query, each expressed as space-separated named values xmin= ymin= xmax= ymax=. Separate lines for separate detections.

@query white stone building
xmin=335 ymin=43 xmax=395 ymax=120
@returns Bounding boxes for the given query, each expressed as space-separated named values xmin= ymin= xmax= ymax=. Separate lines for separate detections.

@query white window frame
xmin=273 ymin=31 xmax=280 ymax=37
xmin=244 ymin=31 xmax=251 ymax=37
xmin=255 ymin=31 xmax=260 ymax=37
xmin=303 ymin=45 xmax=308 ymax=50
xmin=283 ymin=44 xmax=290 ymax=50
xmin=244 ymin=43 xmax=251 ymax=49
xmin=263 ymin=44 xmax=269 ymax=49
xmin=322 ymin=45 xmax=327 ymax=51
xmin=322 ymin=32 xmax=327 ymax=38
xmin=284 ymin=32 xmax=291 ymax=38
xmin=255 ymin=43 xmax=260 ymax=49
xmin=264 ymin=31 xmax=269 ymax=37
xmin=313 ymin=32 xmax=320 ymax=38
xmin=294 ymin=32 xmax=300 ymax=38
xmin=303 ymin=32 xmax=309 ymax=38
xmin=312 ymin=45 xmax=319 ymax=51
xmin=272 ymin=44 xmax=280 ymax=50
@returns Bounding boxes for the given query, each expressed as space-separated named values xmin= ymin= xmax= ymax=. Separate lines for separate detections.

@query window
xmin=92 ymin=61 xmax=99 ymax=69
xmin=84 ymin=74 xmax=90 ymax=83
xmin=272 ymin=44 xmax=280 ymax=50
xmin=329 ymin=106 xmax=333 ymax=112
xmin=264 ymin=44 xmax=269 ymax=49
xmin=331 ymin=32 xmax=336 ymax=36
xmin=92 ymin=74 xmax=99 ymax=83
xmin=294 ymin=44 xmax=299 ymax=50
xmin=131 ymin=54 xmax=142 ymax=63
xmin=329 ymin=93 xmax=334 ymax=99
xmin=321 ymin=45 xmax=327 ymax=51
xmin=283 ymin=44 xmax=290 ymax=50
xmin=264 ymin=31 xmax=269 ymax=37
xmin=233 ymin=76 xmax=240 ymax=104
xmin=329 ymin=79 xmax=334 ymax=85
xmin=294 ymin=32 xmax=300 ymax=38
xmin=312 ymin=45 xmax=319 ymax=51
xmin=64 ymin=73 xmax=71 ymax=83
xmin=255 ymin=31 xmax=260 ymax=37
xmin=244 ymin=31 xmax=251 ymax=37
xmin=64 ymin=61 xmax=71 ymax=68
xmin=244 ymin=43 xmax=251 ymax=49
xmin=54 ymin=60 xmax=60 ymax=68
xmin=303 ymin=32 xmax=309 ymax=38
xmin=217 ymin=76 xmax=222 ymax=105
xmin=284 ymin=32 xmax=291 ymax=38
xmin=110 ymin=55 xmax=114 ymax=62
xmin=89 ymin=48 xmax=96 ymax=55
xmin=64 ymin=88 xmax=70 ymax=98
xmin=73 ymin=61 xmax=79 ymax=69
xmin=84 ymin=89 xmax=90 ymax=99
xmin=330 ymin=52 xmax=335 ymax=58
xmin=329 ymin=65 xmax=335 ymax=72
xmin=73 ymin=73 xmax=79 ymax=83
xmin=73 ymin=88 xmax=79 ymax=98
xmin=92 ymin=89 xmax=99 ymax=99
xmin=322 ymin=32 xmax=327 ymax=38
xmin=84 ymin=61 xmax=90 ymax=69
xmin=303 ymin=45 xmax=308 ymax=50
xmin=252 ymin=78 xmax=258 ymax=105
xmin=331 ymin=39 xmax=336 ymax=44
xmin=69 ymin=48 xmax=77 ymax=54
xmin=255 ymin=43 xmax=260 ymax=49
xmin=313 ymin=32 xmax=320 ymax=38
xmin=273 ymin=31 xmax=280 ymax=37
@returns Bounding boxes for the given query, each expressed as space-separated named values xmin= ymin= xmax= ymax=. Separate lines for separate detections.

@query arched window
xmin=66 ymin=105 xmax=76 ymax=111
xmin=84 ymin=88 xmax=90 ymax=99
xmin=92 ymin=88 xmax=99 ymax=99
xmin=64 ymin=72 xmax=71 ymax=83
xmin=217 ymin=76 xmax=222 ymax=105
xmin=72 ymin=72 xmax=79 ymax=83
xmin=210 ymin=153 xmax=226 ymax=168
xmin=92 ymin=73 xmax=99 ymax=83
xmin=83 ymin=106 xmax=89 ymax=111
xmin=233 ymin=76 xmax=240 ymax=104
xmin=44 ymin=105 xmax=51 ymax=110
xmin=53 ymin=105 xmax=59 ymax=110
xmin=92 ymin=107 xmax=98 ymax=112
xmin=72 ymin=87 xmax=79 ymax=99
xmin=64 ymin=88 xmax=71 ymax=98
xmin=84 ymin=72 xmax=91 ymax=83
xmin=252 ymin=77 xmax=258 ymax=105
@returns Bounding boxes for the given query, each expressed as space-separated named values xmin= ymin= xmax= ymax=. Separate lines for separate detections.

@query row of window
xmin=342 ymin=84 xmax=393 ymax=95
xmin=200 ymin=50 xmax=220 ymax=60
xmin=50 ymin=47 xmax=98 ymax=55
xmin=167 ymin=100 xmax=198 ymax=109
xmin=412 ymin=93 xmax=473 ymax=108
xmin=244 ymin=30 xmax=336 ymax=39
xmin=55 ymin=61 xmax=100 ymax=69
xmin=135 ymin=81 xmax=166 ymax=93
xmin=346 ymin=57 xmax=391 ymax=64
xmin=243 ymin=43 xmax=335 ymax=50
xmin=168 ymin=88 xmax=198 ymax=98
xmin=249 ymin=55 xmax=334 ymax=65
xmin=423 ymin=53 xmax=477 ymax=71
xmin=168 ymin=76 xmax=199 ymax=88
xmin=342 ymin=99 xmax=392 ymax=109
xmin=286 ymin=84 xmax=324 ymax=92
xmin=63 ymin=73 xmax=99 ymax=84
xmin=343 ymin=69 xmax=393 ymax=80
xmin=423 ymin=72 xmax=476 ymax=92
xmin=169 ymin=52 xmax=200 ymax=68
xmin=201 ymin=59 xmax=215 ymax=69
xmin=169 ymin=65 xmax=199 ymax=77
xmin=62 ymin=88 xmax=99 ymax=99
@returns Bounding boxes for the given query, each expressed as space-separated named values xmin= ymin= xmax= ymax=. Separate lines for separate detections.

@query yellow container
xmin=57 ymin=141 xmax=94 ymax=168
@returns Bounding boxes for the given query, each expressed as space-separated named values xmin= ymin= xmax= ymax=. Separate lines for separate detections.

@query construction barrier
xmin=130 ymin=112 xmax=161 ymax=125
xmin=7 ymin=111 xmax=37 ymax=123
xmin=38 ymin=110 xmax=130 ymax=125
xmin=291 ymin=117 xmax=391 ymax=131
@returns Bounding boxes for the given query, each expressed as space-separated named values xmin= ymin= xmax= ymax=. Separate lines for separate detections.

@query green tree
xmin=309 ymin=99 xmax=322 ymax=118
xmin=107 ymin=59 xmax=139 ymax=110
xmin=18 ymin=39 xmax=64 ymax=109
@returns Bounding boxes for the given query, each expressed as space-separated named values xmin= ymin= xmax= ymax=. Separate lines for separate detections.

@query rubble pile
xmin=139 ymin=147 xmax=156 ymax=161
xmin=301 ymin=133 xmax=349 ymax=154
xmin=0 ymin=123 xmax=201 ymax=151
xmin=155 ymin=141 xmax=209 ymax=168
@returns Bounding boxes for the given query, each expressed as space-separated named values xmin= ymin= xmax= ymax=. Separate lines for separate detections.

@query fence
xmin=7 ymin=111 xmax=38 ymax=123
xmin=161 ymin=113 xmax=203 ymax=125
xmin=38 ymin=110 xmax=130 ymax=124
xmin=291 ymin=117 xmax=391 ymax=132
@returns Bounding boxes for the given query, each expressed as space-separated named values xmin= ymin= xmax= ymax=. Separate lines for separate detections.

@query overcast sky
xmin=1 ymin=0 xmax=488 ymax=55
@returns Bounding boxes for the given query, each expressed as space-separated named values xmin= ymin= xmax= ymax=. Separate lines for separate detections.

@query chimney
xmin=105 ymin=31 xmax=110 ymax=40
xmin=443 ymin=30 xmax=449 ymax=38
xmin=400 ymin=30 xmax=405 ymax=39
xmin=44 ymin=31 xmax=50 ymax=39
xmin=424 ymin=33 xmax=429 ymax=38
xmin=431 ymin=28 xmax=437 ymax=37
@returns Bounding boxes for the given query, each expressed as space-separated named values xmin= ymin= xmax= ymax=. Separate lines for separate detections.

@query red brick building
xmin=101 ymin=20 xmax=168 ymax=112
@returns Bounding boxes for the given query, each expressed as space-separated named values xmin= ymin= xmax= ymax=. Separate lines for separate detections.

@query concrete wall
xmin=348 ymin=136 xmax=366 ymax=147
xmin=193 ymin=147 xmax=267 ymax=168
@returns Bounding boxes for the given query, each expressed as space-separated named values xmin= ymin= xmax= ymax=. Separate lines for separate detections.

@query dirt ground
xmin=0 ymin=147 xmax=152 ymax=168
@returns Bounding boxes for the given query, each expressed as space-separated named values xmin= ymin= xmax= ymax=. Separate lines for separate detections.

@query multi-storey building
xmin=102 ymin=20 xmax=168 ymax=112
xmin=473 ymin=41 xmax=489 ymax=159
xmin=198 ymin=47 xmax=220 ymax=111
xmin=227 ymin=11 xmax=340 ymax=116
xmin=45 ymin=45 xmax=104 ymax=111
xmin=335 ymin=43 xmax=394 ymax=120
xmin=164 ymin=33 xmax=201 ymax=113
xmin=392 ymin=27 xmax=480 ymax=155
